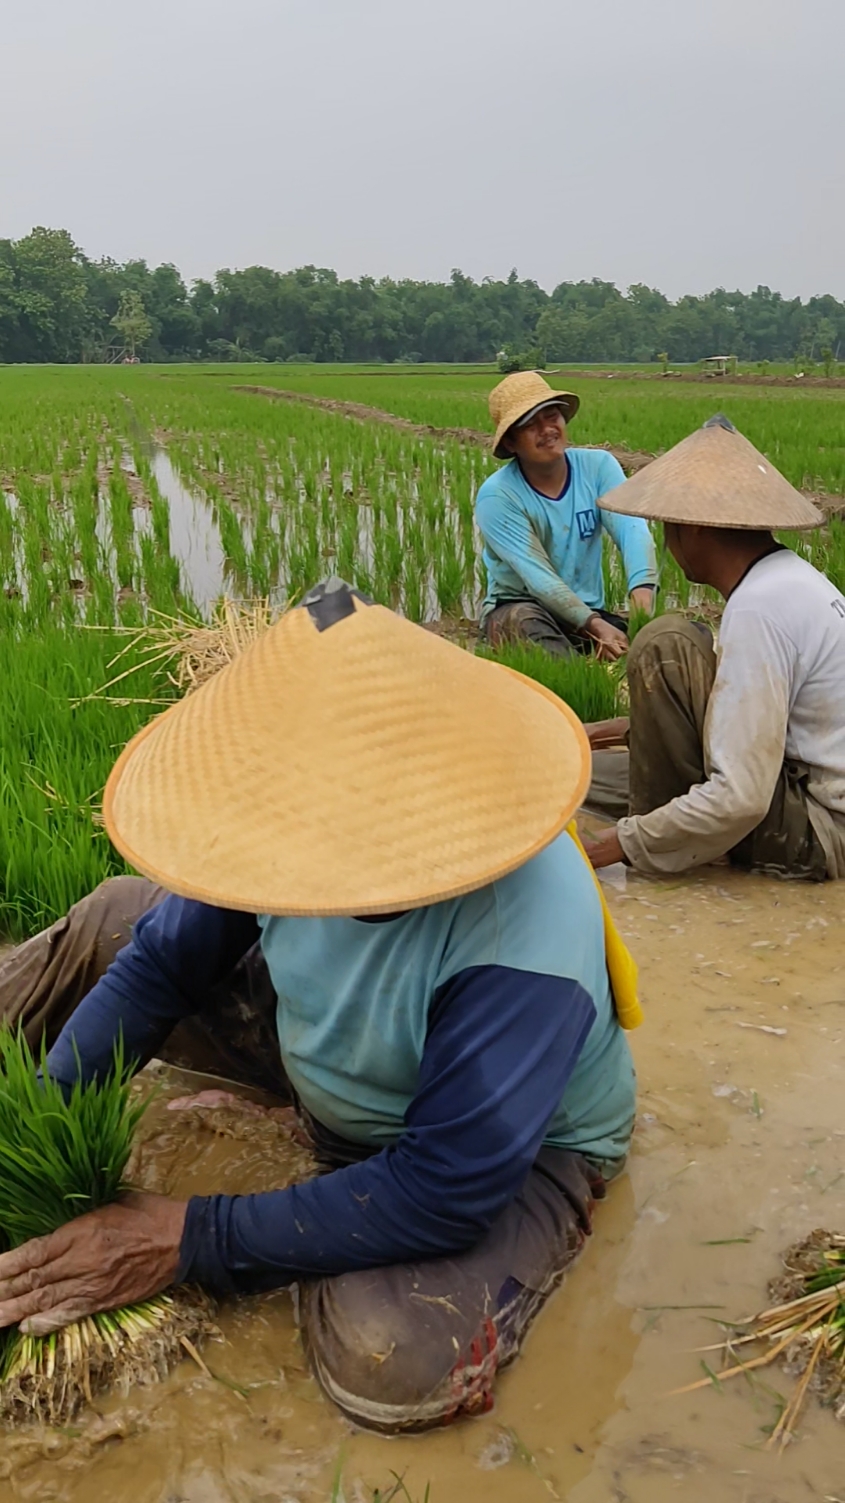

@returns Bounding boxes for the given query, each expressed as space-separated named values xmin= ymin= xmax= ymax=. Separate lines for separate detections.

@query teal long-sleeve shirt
xmin=476 ymin=449 xmax=657 ymax=630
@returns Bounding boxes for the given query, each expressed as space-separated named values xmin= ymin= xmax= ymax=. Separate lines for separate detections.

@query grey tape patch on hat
xmin=703 ymin=413 xmax=737 ymax=433
xmin=300 ymin=577 xmax=372 ymax=631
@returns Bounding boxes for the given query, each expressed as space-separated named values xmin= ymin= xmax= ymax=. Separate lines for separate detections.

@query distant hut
xmin=701 ymin=354 xmax=738 ymax=377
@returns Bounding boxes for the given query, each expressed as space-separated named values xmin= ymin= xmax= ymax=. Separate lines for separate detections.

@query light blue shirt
xmin=258 ymin=830 xmax=636 ymax=1168
xmin=476 ymin=449 xmax=657 ymax=630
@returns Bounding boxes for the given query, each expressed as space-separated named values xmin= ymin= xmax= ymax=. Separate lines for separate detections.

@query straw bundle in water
xmin=676 ymin=1229 xmax=845 ymax=1447
xmin=0 ymin=1030 xmax=213 ymax=1426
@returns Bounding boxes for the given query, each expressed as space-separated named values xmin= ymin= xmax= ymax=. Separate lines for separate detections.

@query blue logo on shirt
xmin=576 ymin=508 xmax=598 ymax=540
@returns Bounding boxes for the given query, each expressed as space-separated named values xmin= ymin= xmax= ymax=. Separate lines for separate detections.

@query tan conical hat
xmin=489 ymin=372 xmax=580 ymax=459
xmin=104 ymin=580 xmax=591 ymax=917
xmin=598 ymin=415 xmax=822 ymax=529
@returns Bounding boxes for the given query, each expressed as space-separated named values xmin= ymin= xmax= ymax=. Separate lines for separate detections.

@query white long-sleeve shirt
xmin=617 ymin=550 xmax=845 ymax=877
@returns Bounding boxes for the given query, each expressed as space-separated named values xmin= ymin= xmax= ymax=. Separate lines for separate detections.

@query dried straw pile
xmin=93 ymin=598 xmax=282 ymax=705
xmin=677 ymin=1229 xmax=845 ymax=1447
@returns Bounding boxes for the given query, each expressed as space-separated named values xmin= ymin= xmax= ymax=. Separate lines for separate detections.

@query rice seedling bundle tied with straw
xmin=0 ymin=1030 xmax=213 ymax=1426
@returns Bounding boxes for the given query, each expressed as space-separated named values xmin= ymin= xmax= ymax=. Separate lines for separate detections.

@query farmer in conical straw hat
xmin=0 ymin=581 xmax=641 ymax=1432
xmin=581 ymin=415 xmax=845 ymax=879
xmin=476 ymin=371 xmax=658 ymax=659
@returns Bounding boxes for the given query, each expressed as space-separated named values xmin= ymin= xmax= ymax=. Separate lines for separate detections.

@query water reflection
xmin=151 ymin=449 xmax=226 ymax=614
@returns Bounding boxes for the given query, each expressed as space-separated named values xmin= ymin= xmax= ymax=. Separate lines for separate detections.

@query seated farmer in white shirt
xmin=476 ymin=372 xmax=658 ymax=661
xmin=0 ymin=580 xmax=642 ymax=1433
xmin=583 ymin=416 xmax=845 ymax=880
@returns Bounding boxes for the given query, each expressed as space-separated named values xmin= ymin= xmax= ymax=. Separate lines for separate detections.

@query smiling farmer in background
xmin=0 ymin=579 xmax=641 ymax=1433
xmin=476 ymin=372 xmax=658 ymax=660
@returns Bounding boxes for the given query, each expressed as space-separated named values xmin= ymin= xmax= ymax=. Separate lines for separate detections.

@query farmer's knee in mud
xmin=302 ymin=1272 xmax=460 ymax=1413
xmin=627 ymin=613 xmax=711 ymax=670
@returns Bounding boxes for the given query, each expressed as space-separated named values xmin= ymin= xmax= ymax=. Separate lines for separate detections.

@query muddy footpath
xmin=0 ymin=860 xmax=843 ymax=1502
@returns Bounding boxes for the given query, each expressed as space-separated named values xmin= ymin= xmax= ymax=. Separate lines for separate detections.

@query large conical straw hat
xmin=104 ymin=580 xmax=591 ymax=917
xmin=489 ymin=372 xmax=580 ymax=459
xmin=598 ymin=415 xmax=822 ymax=529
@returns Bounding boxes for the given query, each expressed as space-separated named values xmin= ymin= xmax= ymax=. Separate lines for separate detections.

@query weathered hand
xmin=583 ymin=615 xmax=628 ymax=661
xmin=629 ymin=585 xmax=656 ymax=615
xmin=585 ymin=716 xmax=630 ymax=751
xmin=0 ymin=1193 xmax=187 ymax=1337
xmin=581 ymin=827 xmax=626 ymax=869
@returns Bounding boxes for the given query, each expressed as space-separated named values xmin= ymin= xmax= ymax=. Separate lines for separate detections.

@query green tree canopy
xmin=0 ymin=226 xmax=843 ymax=366
xmin=110 ymin=290 xmax=153 ymax=358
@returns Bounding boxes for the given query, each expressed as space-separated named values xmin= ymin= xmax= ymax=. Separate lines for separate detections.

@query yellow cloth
xmin=567 ymin=821 xmax=643 ymax=1030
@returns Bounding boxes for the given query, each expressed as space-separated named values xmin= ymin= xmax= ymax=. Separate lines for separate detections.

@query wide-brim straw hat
xmin=490 ymin=372 xmax=580 ymax=459
xmin=598 ymin=414 xmax=823 ymax=529
xmin=104 ymin=580 xmax=591 ymax=917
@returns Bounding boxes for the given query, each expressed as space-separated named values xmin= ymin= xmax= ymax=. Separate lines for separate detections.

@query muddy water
xmin=1 ymin=865 xmax=843 ymax=1502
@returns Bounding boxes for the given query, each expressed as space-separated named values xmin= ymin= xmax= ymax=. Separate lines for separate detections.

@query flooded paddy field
xmin=0 ymin=365 xmax=844 ymax=1498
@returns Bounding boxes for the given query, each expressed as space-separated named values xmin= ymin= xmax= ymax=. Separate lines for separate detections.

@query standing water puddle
xmin=151 ymin=448 xmax=227 ymax=614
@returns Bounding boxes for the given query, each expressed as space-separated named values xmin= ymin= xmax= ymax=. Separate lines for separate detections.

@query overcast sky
xmin=3 ymin=0 xmax=843 ymax=300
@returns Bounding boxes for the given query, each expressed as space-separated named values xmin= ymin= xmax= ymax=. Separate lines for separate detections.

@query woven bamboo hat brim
xmin=597 ymin=415 xmax=823 ymax=529
xmin=103 ymin=581 xmax=591 ymax=917
xmin=490 ymin=372 xmax=580 ymax=459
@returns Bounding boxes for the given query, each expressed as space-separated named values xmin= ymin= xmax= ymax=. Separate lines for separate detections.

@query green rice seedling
xmin=600 ymin=533 xmax=629 ymax=614
xmin=477 ymin=639 xmax=625 ymax=723
xmin=626 ymin=601 xmax=659 ymax=643
xmin=336 ymin=495 xmax=359 ymax=585
xmin=402 ymin=554 xmax=425 ymax=625
xmin=0 ymin=1030 xmax=213 ymax=1425
xmin=433 ymin=524 xmax=465 ymax=618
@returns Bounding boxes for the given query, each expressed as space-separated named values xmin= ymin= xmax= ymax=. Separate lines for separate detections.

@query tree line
xmin=1 ymin=226 xmax=843 ymax=368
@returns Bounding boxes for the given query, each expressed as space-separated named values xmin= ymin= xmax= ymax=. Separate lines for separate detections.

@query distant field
xmin=166 ymin=363 xmax=845 ymax=497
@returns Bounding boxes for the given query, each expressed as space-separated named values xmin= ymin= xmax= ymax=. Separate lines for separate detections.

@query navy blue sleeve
xmin=45 ymin=895 xmax=260 ymax=1088
xmin=176 ymin=964 xmax=596 ymax=1294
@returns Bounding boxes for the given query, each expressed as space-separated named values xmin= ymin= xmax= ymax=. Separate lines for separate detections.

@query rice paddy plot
xmin=238 ymin=367 xmax=845 ymax=499
xmin=0 ymin=366 xmax=495 ymax=938
xmin=126 ymin=373 xmax=495 ymax=620
xmin=1 ymin=363 xmax=844 ymax=942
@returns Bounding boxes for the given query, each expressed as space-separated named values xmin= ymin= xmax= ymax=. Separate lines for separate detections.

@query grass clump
xmin=477 ymin=638 xmax=625 ymax=723
xmin=0 ymin=1030 xmax=212 ymax=1426
xmin=0 ymin=624 xmax=175 ymax=940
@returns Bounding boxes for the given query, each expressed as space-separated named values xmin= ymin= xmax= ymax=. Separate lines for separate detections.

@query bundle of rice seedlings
xmin=0 ymin=1030 xmax=213 ymax=1426
xmin=477 ymin=638 xmax=626 ymax=724
xmin=676 ymin=1229 xmax=845 ymax=1447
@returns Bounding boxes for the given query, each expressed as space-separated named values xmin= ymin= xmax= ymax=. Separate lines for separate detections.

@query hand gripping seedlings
xmin=0 ymin=1030 xmax=213 ymax=1426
